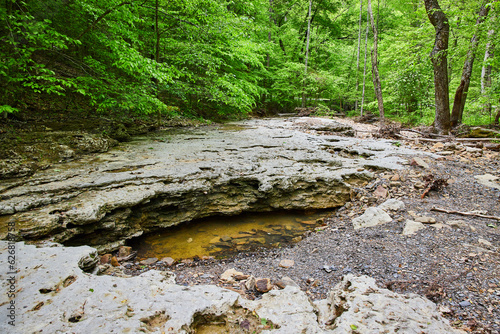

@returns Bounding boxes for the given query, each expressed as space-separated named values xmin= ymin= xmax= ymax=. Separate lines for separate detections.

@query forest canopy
xmin=1 ymin=0 xmax=500 ymax=128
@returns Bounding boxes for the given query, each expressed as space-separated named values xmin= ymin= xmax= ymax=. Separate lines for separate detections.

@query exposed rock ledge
xmin=0 ymin=241 xmax=462 ymax=333
xmin=0 ymin=118 xmax=434 ymax=251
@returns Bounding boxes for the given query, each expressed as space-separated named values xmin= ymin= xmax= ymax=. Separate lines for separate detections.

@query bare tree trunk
xmin=301 ymin=0 xmax=312 ymax=108
xmin=367 ymin=0 xmax=384 ymax=121
xmin=355 ymin=0 xmax=363 ymax=112
xmin=155 ymin=0 xmax=160 ymax=63
xmin=493 ymin=99 xmax=500 ymax=125
xmin=424 ymin=0 xmax=450 ymax=135
xmin=450 ymin=2 xmax=490 ymax=127
xmin=360 ymin=10 xmax=369 ymax=117
xmin=481 ymin=29 xmax=494 ymax=118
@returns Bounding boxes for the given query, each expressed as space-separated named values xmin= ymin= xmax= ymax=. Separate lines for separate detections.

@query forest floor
xmin=120 ymin=117 xmax=500 ymax=334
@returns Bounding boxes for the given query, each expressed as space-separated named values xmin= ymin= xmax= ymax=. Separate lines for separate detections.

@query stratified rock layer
xmin=0 ymin=118 xmax=432 ymax=251
xmin=0 ymin=241 xmax=462 ymax=333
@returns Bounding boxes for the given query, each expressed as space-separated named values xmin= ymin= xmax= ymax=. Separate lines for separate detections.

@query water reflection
xmin=131 ymin=210 xmax=329 ymax=260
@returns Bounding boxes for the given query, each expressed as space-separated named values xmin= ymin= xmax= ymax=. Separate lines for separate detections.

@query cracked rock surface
xmin=0 ymin=118 xmax=430 ymax=251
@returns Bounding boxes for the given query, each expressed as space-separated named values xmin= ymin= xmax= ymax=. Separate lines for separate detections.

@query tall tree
xmin=301 ymin=0 xmax=313 ymax=108
xmin=481 ymin=29 xmax=494 ymax=117
xmin=450 ymin=1 xmax=490 ymax=127
xmin=367 ymin=0 xmax=384 ymax=120
xmin=424 ymin=0 xmax=451 ymax=134
xmin=361 ymin=9 xmax=369 ymax=116
xmin=355 ymin=0 xmax=363 ymax=113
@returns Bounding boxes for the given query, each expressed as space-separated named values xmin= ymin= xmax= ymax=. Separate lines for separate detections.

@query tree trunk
xmin=450 ymin=2 xmax=490 ymax=127
xmin=481 ymin=29 xmax=494 ymax=118
xmin=367 ymin=0 xmax=384 ymax=120
xmin=301 ymin=0 xmax=312 ymax=108
xmin=360 ymin=10 xmax=369 ymax=117
xmin=355 ymin=0 xmax=363 ymax=112
xmin=155 ymin=0 xmax=160 ymax=63
xmin=424 ymin=0 xmax=450 ymax=135
xmin=495 ymin=98 xmax=500 ymax=124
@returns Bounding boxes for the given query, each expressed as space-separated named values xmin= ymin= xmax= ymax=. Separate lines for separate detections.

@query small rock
xmin=234 ymin=274 xmax=250 ymax=281
xmin=100 ymin=253 xmax=113 ymax=265
xmin=111 ymin=256 xmax=120 ymax=267
xmin=465 ymin=146 xmax=482 ymax=154
xmin=255 ymin=278 xmax=273 ymax=293
xmin=279 ymin=259 xmax=295 ymax=268
xmin=181 ymin=258 xmax=193 ymax=264
xmin=414 ymin=181 xmax=426 ymax=189
xmin=378 ymin=199 xmax=405 ymax=211
xmin=446 ymin=220 xmax=468 ymax=229
xmin=410 ymin=157 xmax=429 ymax=169
xmin=415 ymin=216 xmax=437 ymax=224
xmin=220 ymin=268 xmax=244 ymax=282
xmin=432 ymin=142 xmax=445 ymax=150
xmin=352 ymin=207 xmax=392 ymax=230
xmin=439 ymin=305 xmax=452 ymax=314
xmin=402 ymin=220 xmax=426 ymax=236
xmin=459 ymin=300 xmax=472 ymax=307
xmin=278 ymin=276 xmax=299 ymax=289
xmin=390 ymin=174 xmax=400 ymax=181
xmin=323 ymin=265 xmax=335 ymax=273
xmin=161 ymin=257 xmax=175 ymax=266
xmin=245 ymin=275 xmax=256 ymax=290
xmin=220 ymin=235 xmax=232 ymax=242
xmin=373 ymin=185 xmax=388 ymax=198
xmin=78 ymin=251 xmax=99 ymax=272
xmin=186 ymin=238 xmax=193 ymax=243
xmin=118 ymin=246 xmax=132 ymax=258
xmin=209 ymin=236 xmax=221 ymax=244
xmin=478 ymin=238 xmax=492 ymax=247
xmin=139 ymin=257 xmax=158 ymax=266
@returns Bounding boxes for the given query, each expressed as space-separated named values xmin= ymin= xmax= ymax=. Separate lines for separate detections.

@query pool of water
xmin=130 ymin=210 xmax=330 ymax=261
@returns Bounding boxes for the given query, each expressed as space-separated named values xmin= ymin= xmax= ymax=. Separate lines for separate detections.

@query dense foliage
xmin=1 ymin=0 xmax=499 ymax=126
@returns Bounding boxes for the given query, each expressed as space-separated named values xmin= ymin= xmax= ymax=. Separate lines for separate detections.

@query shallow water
xmin=131 ymin=210 xmax=330 ymax=261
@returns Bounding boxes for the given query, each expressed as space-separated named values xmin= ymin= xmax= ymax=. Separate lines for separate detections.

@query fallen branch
xmin=431 ymin=207 xmax=500 ymax=221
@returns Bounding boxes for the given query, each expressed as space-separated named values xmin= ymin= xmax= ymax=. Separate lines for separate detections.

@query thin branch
xmin=431 ymin=207 xmax=500 ymax=221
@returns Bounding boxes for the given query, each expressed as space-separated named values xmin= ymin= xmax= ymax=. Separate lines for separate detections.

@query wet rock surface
xmin=0 ymin=117 xmax=427 ymax=251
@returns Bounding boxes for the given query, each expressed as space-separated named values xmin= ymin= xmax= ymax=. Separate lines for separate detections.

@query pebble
xmin=459 ymin=300 xmax=472 ymax=307
xmin=139 ymin=257 xmax=158 ymax=266
xmin=279 ymin=259 xmax=295 ymax=268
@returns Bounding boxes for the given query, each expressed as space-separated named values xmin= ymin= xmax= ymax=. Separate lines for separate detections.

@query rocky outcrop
xmin=0 ymin=241 xmax=462 ymax=333
xmin=0 ymin=118 xmax=435 ymax=251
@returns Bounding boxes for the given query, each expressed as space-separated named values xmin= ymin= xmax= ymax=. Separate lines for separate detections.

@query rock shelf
xmin=0 ymin=118 xmax=432 ymax=251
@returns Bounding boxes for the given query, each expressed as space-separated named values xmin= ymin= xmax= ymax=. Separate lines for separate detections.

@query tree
xmin=302 ymin=0 xmax=313 ymax=108
xmin=367 ymin=0 xmax=384 ymax=120
xmin=450 ymin=1 xmax=490 ymax=127
xmin=424 ymin=0 xmax=451 ymax=134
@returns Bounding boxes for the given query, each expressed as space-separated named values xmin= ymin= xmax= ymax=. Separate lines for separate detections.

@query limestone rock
xmin=403 ymin=220 xmax=426 ymax=236
xmin=279 ymin=259 xmax=294 ymax=268
xmin=373 ymin=185 xmax=388 ymax=198
xmin=0 ymin=242 xmax=463 ymax=334
xmin=378 ymin=198 xmax=405 ymax=211
xmin=352 ymin=207 xmax=392 ymax=230
xmin=77 ymin=250 xmax=99 ymax=272
xmin=325 ymin=274 xmax=463 ymax=333
xmin=0 ymin=118 xmax=437 ymax=251
xmin=118 ymin=246 xmax=132 ymax=258
xmin=474 ymin=174 xmax=500 ymax=190
xmin=220 ymin=268 xmax=244 ymax=283
xmin=410 ymin=157 xmax=429 ymax=169
xmin=415 ymin=216 xmax=437 ymax=224
xmin=160 ymin=257 xmax=175 ymax=266
xmin=139 ymin=257 xmax=158 ymax=266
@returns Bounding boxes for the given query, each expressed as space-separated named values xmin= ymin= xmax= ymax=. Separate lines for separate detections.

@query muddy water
xmin=131 ymin=210 xmax=330 ymax=261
